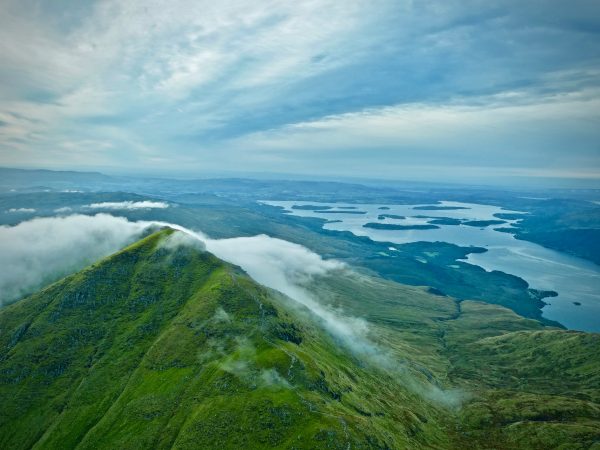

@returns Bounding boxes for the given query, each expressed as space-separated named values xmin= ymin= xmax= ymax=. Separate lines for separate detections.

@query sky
xmin=0 ymin=0 xmax=599 ymax=184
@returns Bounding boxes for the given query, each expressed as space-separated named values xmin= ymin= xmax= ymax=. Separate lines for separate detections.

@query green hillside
xmin=1 ymin=229 xmax=599 ymax=449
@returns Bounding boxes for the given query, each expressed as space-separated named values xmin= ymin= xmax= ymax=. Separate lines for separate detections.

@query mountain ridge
xmin=1 ymin=228 xmax=599 ymax=449
xmin=0 ymin=229 xmax=448 ymax=448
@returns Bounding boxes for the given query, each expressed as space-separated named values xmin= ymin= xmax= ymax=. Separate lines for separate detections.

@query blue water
xmin=263 ymin=200 xmax=600 ymax=332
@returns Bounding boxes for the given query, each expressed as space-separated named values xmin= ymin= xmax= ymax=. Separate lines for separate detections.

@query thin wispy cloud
xmin=84 ymin=201 xmax=170 ymax=210
xmin=230 ymin=89 xmax=600 ymax=180
xmin=7 ymin=208 xmax=36 ymax=213
xmin=0 ymin=213 xmax=146 ymax=305
xmin=0 ymin=213 xmax=466 ymax=406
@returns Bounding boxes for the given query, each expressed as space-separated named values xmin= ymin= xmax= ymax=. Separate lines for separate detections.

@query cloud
xmin=0 ymin=0 xmax=371 ymax=168
xmin=84 ymin=201 xmax=170 ymax=210
xmin=54 ymin=206 xmax=73 ymax=213
xmin=202 ymin=234 xmax=375 ymax=348
xmin=218 ymin=337 xmax=290 ymax=389
xmin=1 ymin=1 xmax=598 ymax=184
xmin=4 ymin=212 xmax=373 ymax=363
xmin=0 ymin=213 xmax=465 ymax=406
xmin=0 ymin=212 xmax=402 ymax=379
xmin=155 ymin=224 xmax=466 ymax=407
xmin=7 ymin=208 xmax=36 ymax=213
xmin=259 ymin=368 xmax=291 ymax=389
xmin=0 ymin=214 xmax=146 ymax=305
xmin=228 ymin=89 xmax=600 ymax=180
xmin=205 ymin=234 xmax=345 ymax=286
xmin=157 ymin=229 xmax=205 ymax=252
xmin=153 ymin=229 xmax=376 ymax=347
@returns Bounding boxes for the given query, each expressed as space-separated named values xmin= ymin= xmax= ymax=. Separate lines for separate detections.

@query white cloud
xmin=151 ymin=223 xmax=388 ymax=359
xmin=205 ymin=234 xmax=344 ymax=286
xmin=0 ymin=0 xmax=373 ymax=165
xmin=213 ymin=89 xmax=600 ymax=181
xmin=84 ymin=201 xmax=169 ymax=210
xmin=0 ymin=214 xmax=352 ymax=345
xmin=151 ymin=223 xmax=466 ymax=406
xmin=0 ymin=214 xmax=147 ymax=305
xmin=236 ymin=89 xmax=600 ymax=153
xmin=54 ymin=207 xmax=73 ymax=213
xmin=0 ymin=213 xmax=464 ymax=406
xmin=7 ymin=208 xmax=36 ymax=213
xmin=102 ymin=220 xmax=379 ymax=353
xmin=203 ymin=235 xmax=373 ymax=350
xmin=0 ymin=0 xmax=598 ymax=183
xmin=0 ymin=214 xmax=345 ymax=313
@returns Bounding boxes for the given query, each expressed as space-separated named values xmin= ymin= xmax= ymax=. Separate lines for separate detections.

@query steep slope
xmin=0 ymin=229 xmax=453 ymax=449
xmin=1 ymin=229 xmax=599 ymax=449
xmin=308 ymin=272 xmax=600 ymax=448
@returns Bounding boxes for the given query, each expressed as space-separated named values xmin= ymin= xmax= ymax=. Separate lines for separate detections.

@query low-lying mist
xmin=0 ymin=214 xmax=147 ymax=305
xmin=84 ymin=201 xmax=170 ymax=210
xmin=151 ymin=223 xmax=468 ymax=408
xmin=1 ymin=213 xmax=466 ymax=408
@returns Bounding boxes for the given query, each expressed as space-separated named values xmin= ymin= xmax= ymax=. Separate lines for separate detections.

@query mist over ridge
xmin=0 ymin=214 xmax=147 ymax=305
xmin=1 ymin=0 xmax=599 ymax=446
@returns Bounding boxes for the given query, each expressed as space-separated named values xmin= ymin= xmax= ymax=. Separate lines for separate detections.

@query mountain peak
xmin=1 ymin=230 xmax=599 ymax=449
xmin=0 ymin=230 xmax=433 ymax=448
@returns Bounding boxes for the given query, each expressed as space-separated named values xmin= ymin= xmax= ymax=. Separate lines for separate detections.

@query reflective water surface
xmin=263 ymin=200 xmax=600 ymax=332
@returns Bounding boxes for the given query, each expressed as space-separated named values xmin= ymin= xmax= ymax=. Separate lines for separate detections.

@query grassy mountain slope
xmin=308 ymin=272 xmax=600 ymax=448
xmin=1 ymin=229 xmax=598 ymax=449
xmin=0 ymin=229 xmax=451 ymax=449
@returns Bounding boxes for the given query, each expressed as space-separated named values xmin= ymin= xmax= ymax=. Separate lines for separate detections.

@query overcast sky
xmin=0 ymin=0 xmax=599 ymax=184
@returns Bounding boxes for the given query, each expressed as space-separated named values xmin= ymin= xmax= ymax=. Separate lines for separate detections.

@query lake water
xmin=262 ymin=200 xmax=600 ymax=332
